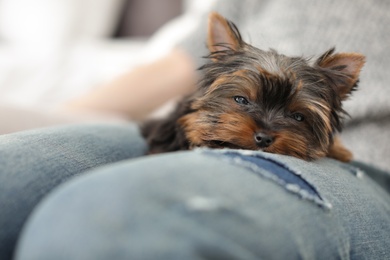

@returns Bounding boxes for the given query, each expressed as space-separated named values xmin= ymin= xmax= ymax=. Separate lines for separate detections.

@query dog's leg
xmin=141 ymin=99 xmax=193 ymax=154
xmin=327 ymin=136 xmax=353 ymax=162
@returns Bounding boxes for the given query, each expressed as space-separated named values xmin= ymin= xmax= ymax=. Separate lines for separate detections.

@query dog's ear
xmin=207 ymin=12 xmax=243 ymax=53
xmin=316 ymin=48 xmax=365 ymax=100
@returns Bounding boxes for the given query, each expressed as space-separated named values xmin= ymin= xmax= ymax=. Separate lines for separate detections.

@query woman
xmin=1 ymin=0 xmax=389 ymax=259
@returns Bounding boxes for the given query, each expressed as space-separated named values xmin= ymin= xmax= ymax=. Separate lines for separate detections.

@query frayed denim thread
xmin=339 ymin=163 xmax=365 ymax=179
xmin=197 ymin=148 xmax=332 ymax=209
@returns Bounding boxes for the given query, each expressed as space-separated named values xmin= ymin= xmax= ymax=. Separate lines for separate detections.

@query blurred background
xmin=0 ymin=0 xmax=211 ymax=112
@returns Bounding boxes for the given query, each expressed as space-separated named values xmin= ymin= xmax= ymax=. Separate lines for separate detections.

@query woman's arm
xmin=63 ymin=48 xmax=198 ymax=121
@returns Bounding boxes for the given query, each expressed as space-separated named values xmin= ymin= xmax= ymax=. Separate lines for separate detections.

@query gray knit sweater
xmin=179 ymin=0 xmax=390 ymax=171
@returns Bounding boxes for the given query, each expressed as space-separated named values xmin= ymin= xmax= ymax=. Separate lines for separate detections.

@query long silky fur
xmin=140 ymin=14 xmax=364 ymax=162
xmin=141 ymin=97 xmax=193 ymax=154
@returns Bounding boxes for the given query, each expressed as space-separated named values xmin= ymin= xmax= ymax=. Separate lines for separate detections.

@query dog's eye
xmin=292 ymin=113 xmax=305 ymax=122
xmin=234 ymin=96 xmax=249 ymax=105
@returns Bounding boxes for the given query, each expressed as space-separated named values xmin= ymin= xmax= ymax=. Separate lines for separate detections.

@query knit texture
xmin=178 ymin=0 xmax=390 ymax=171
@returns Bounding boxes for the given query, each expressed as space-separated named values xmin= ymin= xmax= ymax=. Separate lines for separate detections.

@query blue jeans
xmin=0 ymin=123 xmax=389 ymax=259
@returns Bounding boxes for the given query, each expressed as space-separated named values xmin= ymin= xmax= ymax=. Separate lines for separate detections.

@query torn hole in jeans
xmin=199 ymin=149 xmax=332 ymax=209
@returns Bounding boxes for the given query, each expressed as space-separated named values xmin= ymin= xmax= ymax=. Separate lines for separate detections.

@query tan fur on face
xmin=268 ymin=130 xmax=326 ymax=160
xmin=141 ymin=12 xmax=365 ymax=162
xmin=179 ymin=111 xmax=258 ymax=149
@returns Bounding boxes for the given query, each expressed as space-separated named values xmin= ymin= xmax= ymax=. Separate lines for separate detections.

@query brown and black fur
xmin=141 ymin=12 xmax=365 ymax=162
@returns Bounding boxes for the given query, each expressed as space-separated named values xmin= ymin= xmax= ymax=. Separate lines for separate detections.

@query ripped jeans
xmin=0 ymin=123 xmax=389 ymax=260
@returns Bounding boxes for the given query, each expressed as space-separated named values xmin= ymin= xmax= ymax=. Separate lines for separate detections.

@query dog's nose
xmin=254 ymin=132 xmax=274 ymax=148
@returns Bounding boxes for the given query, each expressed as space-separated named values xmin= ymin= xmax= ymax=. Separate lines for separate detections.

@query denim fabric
xmin=15 ymin=148 xmax=390 ymax=259
xmin=206 ymin=150 xmax=323 ymax=203
xmin=0 ymin=123 xmax=147 ymax=260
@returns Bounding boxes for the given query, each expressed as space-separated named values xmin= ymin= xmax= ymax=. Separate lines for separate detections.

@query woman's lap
xmin=12 ymin=147 xmax=390 ymax=259
xmin=0 ymin=122 xmax=147 ymax=259
xmin=0 ymin=122 xmax=389 ymax=259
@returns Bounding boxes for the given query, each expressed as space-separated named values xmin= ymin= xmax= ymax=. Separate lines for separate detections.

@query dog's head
xmin=179 ymin=12 xmax=365 ymax=160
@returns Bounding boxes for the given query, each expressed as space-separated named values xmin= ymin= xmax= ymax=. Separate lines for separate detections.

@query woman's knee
xmin=15 ymin=150 xmax=390 ymax=259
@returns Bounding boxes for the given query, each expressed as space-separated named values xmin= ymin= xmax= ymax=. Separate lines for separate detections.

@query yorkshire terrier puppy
xmin=141 ymin=12 xmax=365 ymax=162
